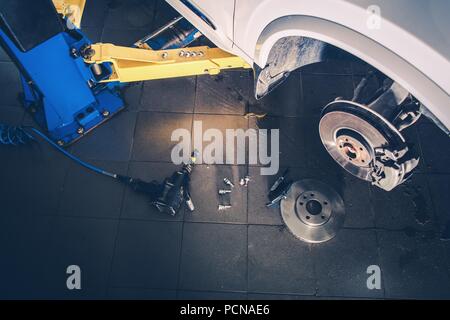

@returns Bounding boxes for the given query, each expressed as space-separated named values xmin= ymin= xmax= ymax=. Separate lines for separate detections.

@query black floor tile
xmin=104 ymin=0 xmax=156 ymax=30
xmin=378 ymin=230 xmax=450 ymax=299
xmin=58 ymin=161 xmax=128 ymax=219
xmin=110 ymin=220 xmax=182 ymax=289
xmin=426 ymin=174 xmax=450 ymax=236
xmin=132 ymin=112 xmax=193 ymax=162
xmin=341 ymin=175 xmax=375 ymax=228
xmin=192 ymin=114 xmax=249 ymax=165
xmin=70 ymin=111 xmax=137 ymax=162
xmin=418 ymin=123 xmax=450 ymax=174
xmin=122 ymin=82 xmax=143 ymax=111
xmin=312 ymin=229 xmax=382 ymax=298
xmin=0 ymin=141 xmax=69 ymax=216
xmin=249 ymin=116 xmax=306 ymax=169
xmin=107 ymin=287 xmax=177 ymax=300
xmin=178 ymin=290 xmax=247 ymax=300
xmin=0 ymin=105 xmax=24 ymax=125
xmin=179 ymin=223 xmax=247 ymax=292
xmin=195 ymin=71 xmax=251 ymax=115
xmin=0 ymin=46 xmax=11 ymax=62
xmin=81 ymin=27 xmax=103 ymax=43
xmin=0 ymin=62 xmax=21 ymax=107
xmin=186 ymin=165 xmax=247 ymax=224
xmin=42 ymin=216 xmax=118 ymax=299
xmin=370 ymin=174 xmax=436 ymax=230
xmin=0 ymin=215 xmax=55 ymax=299
xmin=81 ymin=0 xmax=110 ymax=28
xmin=121 ymin=161 xmax=185 ymax=221
xmin=302 ymin=74 xmax=354 ymax=117
xmin=248 ymin=225 xmax=315 ymax=295
xmin=141 ymin=77 xmax=196 ymax=113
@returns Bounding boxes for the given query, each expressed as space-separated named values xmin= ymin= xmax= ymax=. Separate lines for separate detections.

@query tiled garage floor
xmin=1 ymin=0 xmax=450 ymax=300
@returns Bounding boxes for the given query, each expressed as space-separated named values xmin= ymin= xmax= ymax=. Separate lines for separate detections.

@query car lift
xmin=0 ymin=0 xmax=250 ymax=215
xmin=0 ymin=0 xmax=251 ymax=146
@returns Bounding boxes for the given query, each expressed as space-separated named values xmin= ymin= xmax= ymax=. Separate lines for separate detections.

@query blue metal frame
xmin=0 ymin=25 xmax=124 ymax=145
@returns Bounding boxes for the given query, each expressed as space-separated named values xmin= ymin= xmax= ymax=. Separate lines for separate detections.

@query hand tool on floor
xmin=266 ymin=168 xmax=293 ymax=208
xmin=0 ymin=122 xmax=197 ymax=216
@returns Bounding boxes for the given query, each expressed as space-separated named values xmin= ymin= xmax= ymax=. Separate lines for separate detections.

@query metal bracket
xmin=83 ymin=43 xmax=251 ymax=83
xmin=52 ymin=0 xmax=86 ymax=28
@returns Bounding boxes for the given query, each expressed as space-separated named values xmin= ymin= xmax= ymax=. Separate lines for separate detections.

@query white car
xmin=167 ymin=0 xmax=450 ymax=191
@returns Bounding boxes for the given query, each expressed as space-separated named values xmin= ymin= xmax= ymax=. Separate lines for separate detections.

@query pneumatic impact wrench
xmin=118 ymin=151 xmax=198 ymax=216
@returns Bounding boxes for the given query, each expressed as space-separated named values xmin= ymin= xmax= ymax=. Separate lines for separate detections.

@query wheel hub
xmin=335 ymin=130 xmax=373 ymax=168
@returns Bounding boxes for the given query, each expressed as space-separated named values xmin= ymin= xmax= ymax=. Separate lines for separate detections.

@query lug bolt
xmin=219 ymin=189 xmax=232 ymax=195
xmin=239 ymin=176 xmax=251 ymax=187
xmin=223 ymin=178 xmax=235 ymax=188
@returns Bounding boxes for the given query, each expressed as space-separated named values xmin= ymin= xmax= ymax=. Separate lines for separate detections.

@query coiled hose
xmin=1 ymin=123 xmax=118 ymax=179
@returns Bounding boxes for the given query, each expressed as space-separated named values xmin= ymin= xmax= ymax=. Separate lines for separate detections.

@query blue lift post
xmin=0 ymin=0 xmax=204 ymax=146
xmin=0 ymin=0 xmax=124 ymax=146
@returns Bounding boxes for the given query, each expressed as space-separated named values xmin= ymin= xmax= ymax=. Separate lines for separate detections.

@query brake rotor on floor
xmin=281 ymin=179 xmax=345 ymax=244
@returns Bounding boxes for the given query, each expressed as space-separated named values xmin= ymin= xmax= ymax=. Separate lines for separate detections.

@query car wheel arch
xmin=252 ymin=15 xmax=450 ymax=133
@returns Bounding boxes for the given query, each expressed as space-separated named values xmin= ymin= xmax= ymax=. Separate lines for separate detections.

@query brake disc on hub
xmin=281 ymin=179 xmax=345 ymax=244
xmin=319 ymin=78 xmax=420 ymax=191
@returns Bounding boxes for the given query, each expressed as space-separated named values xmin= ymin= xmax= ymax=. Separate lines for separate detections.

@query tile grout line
xmin=100 ymin=3 xmax=125 ymax=299
xmin=175 ymin=77 xmax=198 ymax=298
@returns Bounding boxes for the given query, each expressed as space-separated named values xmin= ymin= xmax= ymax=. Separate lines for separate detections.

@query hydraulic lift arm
xmin=0 ymin=0 xmax=250 ymax=145
xmin=84 ymin=44 xmax=250 ymax=83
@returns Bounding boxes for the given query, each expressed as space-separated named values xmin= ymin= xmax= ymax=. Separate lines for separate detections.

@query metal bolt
xmin=185 ymin=52 xmax=191 ymax=58
xmin=102 ymin=110 xmax=110 ymax=117
xmin=161 ymin=52 xmax=169 ymax=59
xmin=77 ymin=127 xmax=84 ymax=135
xmin=240 ymin=176 xmax=251 ymax=187
xmin=218 ymin=205 xmax=232 ymax=211
xmin=57 ymin=140 xmax=65 ymax=147
xmin=223 ymin=178 xmax=235 ymax=188
xmin=198 ymin=51 xmax=204 ymax=57
xmin=179 ymin=50 xmax=185 ymax=57
xmin=219 ymin=189 xmax=232 ymax=195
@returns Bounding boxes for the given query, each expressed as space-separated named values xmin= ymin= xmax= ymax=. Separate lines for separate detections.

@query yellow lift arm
xmin=52 ymin=0 xmax=86 ymax=28
xmin=84 ymin=44 xmax=251 ymax=83
xmin=52 ymin=0 xmax=251 ymax=84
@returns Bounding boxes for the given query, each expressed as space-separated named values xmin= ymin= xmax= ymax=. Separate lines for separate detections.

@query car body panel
xmin=166 ymin=0 xmax=450 ymax=130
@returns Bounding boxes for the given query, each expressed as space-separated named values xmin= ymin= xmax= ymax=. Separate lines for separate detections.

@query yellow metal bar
xmin=84 ymin=43 xmax=252 ymax=83
xmin=52 ymin=0 xmax=86 ymax=28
